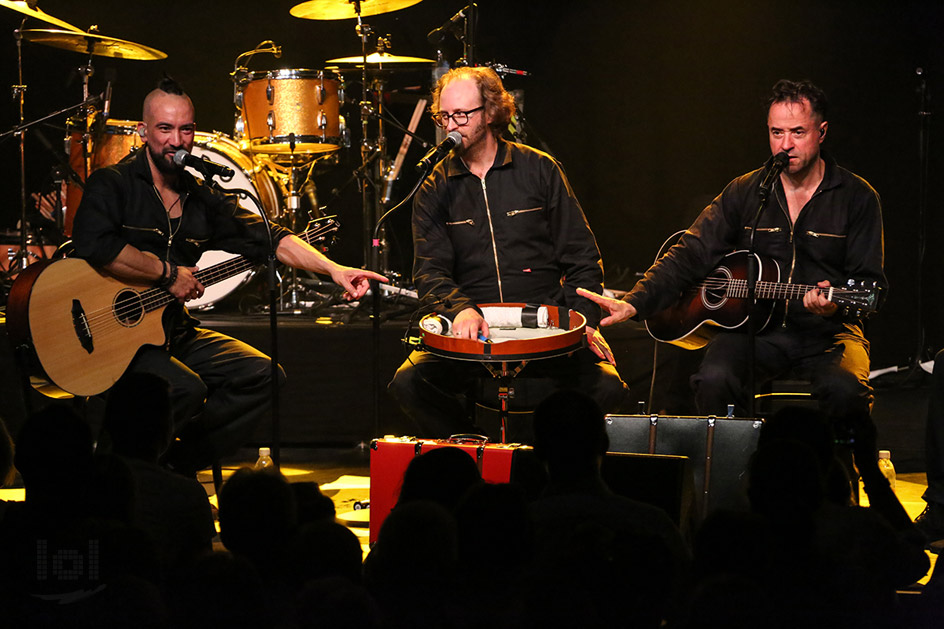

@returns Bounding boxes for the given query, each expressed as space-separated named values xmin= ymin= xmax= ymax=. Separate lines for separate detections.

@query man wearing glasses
xmin=388 ymin=66 xmax=628 ymax=439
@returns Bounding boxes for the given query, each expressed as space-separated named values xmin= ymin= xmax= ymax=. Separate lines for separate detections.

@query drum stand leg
xmin=482 ymin=360 xmax=529 ymax=444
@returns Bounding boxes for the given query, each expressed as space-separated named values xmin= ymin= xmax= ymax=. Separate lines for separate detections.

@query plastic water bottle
xmin=254 ymin=447 xmax=274 ymax=471
xmin=877 ymin=450 xmax=896 ymax=491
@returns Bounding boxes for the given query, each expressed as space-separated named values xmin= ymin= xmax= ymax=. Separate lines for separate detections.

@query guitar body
xmin=644 ymin=235 xmax=781 ymax=350
xmin=7 ymin=258 xmax=168 ymax=397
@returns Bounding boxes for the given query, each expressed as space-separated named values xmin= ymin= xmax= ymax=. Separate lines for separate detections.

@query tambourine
xmin=419 ymin=303 xmax=586 ymax=362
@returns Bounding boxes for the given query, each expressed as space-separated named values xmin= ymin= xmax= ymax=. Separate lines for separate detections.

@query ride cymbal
xmin=290 ymin=0 xmax=422 ymax=21
xmin=20 ymin=28 xmax=167 ymax=60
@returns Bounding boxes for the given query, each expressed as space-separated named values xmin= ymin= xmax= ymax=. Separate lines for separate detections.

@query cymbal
xmin=20 ymin=29 xmax=167 ymax=60
xmin=1 ymin=0 xmax=83 ymax=32
xmin=290 ymin=0 xmax=422 ymax=21
xmin=326 ymin=52 xmax=434 ymax=65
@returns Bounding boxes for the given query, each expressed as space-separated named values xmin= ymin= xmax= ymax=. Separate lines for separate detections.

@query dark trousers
xmin=691 ymin=327 xmax=873 ymax=423
xmin=388 ymin=348 xmax=630 ymax=440
xmin=128 ymin=327 xmax=285 ymax=472
xmin=923 ymin=350 xmax=944 ymax=505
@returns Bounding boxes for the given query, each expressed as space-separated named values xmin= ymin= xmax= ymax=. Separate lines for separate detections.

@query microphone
xmin=102 ymin=81 xmax=113 ymax=120
xmin=174 ymin=149 xmax=235 ymax=179
xmin=427 ymin=5 xmax=468 ymax=45
xmin=759 ymin=151 xmax=790 ymax=200
xmin=415 ymin=131 xmax=462 ymax=172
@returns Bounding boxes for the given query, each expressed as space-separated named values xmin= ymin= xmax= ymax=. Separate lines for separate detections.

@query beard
xmin=148 ymin=143 xmax=183 ymax=175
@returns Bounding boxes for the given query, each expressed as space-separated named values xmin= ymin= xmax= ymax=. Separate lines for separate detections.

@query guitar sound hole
xmin=702 ymin=269 xmax=731 ymax=309
xmin=114 ymin=289 xmax=145 ymax=327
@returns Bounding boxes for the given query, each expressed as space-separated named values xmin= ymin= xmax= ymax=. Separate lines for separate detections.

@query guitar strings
xmin=73 ymin=226 xmax=332 ymax=344
xmin=697 ymin=277 xmax=865 ymax=300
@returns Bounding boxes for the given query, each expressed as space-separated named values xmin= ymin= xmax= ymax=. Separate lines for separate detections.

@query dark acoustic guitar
xmin=643 ymin=231 xmax=884 ymax=350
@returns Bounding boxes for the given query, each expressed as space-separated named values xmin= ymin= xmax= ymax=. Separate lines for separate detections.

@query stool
xmin=754 ymin=377 xmax=815 ymax=417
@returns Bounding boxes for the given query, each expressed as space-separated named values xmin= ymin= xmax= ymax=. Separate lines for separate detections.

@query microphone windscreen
xmin=173 ymin=149 xmax=189 ymax=167
xmin=446 ymin=130 xmax=462 ymax=147
xmin=773 ymin=151 xmax=790 ymax=168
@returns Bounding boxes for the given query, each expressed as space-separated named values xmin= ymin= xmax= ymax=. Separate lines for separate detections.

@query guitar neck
xmin=719 ymin=278 xmax=863 ymax=304
xmin=137 ymin=219 xmax=337 ymax=314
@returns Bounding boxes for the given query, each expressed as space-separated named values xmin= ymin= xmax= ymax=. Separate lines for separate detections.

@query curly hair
xmin=767 ymin=79 xmax=828 ymax=121
xmin=432 ymin=66 xmax=516 ymax=136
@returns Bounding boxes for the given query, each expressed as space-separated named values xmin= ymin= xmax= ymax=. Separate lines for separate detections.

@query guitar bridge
xmin=71 ymin=299 xmax=94 ymax=354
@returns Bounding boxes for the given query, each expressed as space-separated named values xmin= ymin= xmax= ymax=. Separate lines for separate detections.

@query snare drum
xmin=420 ymin=304 xmax=587 ymax=362
xmin=184 ymin=132 xmax=279 ymax=310
xmin=0 ymin=230 xmax=58 ymax=275
xmin=235 ymin=69 xmax=341 ymax=155
xmin=64 ymin=118 xmax=144 ymax=236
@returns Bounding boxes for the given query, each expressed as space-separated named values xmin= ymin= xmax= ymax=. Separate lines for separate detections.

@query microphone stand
xmin=368 ymin=166 xmax=431 ymax=438
xmin=747 ymin=162 xmax=779 ymax=418
xmin=205 ymin=178 xmax=282 ymax=471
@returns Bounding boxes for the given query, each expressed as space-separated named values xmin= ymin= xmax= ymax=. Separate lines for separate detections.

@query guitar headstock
xmin=302 ymin=215 xmax=340 ymax=248
xmin=835 ymin=279 xmax=885 ymax=317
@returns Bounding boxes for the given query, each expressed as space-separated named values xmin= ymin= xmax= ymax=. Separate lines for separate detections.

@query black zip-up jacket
xmin=412 ymin=138 xmax=604 ymax=328
xmin=625 ymin=153 xmax=886 ymax=338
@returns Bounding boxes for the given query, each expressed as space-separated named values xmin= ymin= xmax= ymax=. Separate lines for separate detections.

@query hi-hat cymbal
xmin=20 ymin=29 xmax=167 ymax=60
xmin=327 ymin=52 xmax=434 ymax=65
xmin=1 ymin=0 xmax=83 ymax=32
xmin=291 ymin=0 xmax=422 ymax=21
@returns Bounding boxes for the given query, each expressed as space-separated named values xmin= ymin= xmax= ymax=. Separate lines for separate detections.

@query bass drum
xmin=185 ymin=132 xmax=279 ymax=310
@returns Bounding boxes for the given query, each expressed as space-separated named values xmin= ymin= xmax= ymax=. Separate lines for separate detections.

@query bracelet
xmin=159 ymin=262 xmax=178 ymax=289
xmin=155 ymin=260 xmax=169 ymax=287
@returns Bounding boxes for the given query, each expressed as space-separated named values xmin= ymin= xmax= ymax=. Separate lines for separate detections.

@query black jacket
xmin=412 ymin=138 xmax=604 ymax=327
xmin=625 ymin=154 xmax=886 ymax=337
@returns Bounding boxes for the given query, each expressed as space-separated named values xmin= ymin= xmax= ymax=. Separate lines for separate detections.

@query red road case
xmin=369 ymin=437 xmax=535 ymax=543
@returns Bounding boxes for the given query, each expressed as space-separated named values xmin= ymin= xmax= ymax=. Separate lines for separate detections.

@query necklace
xmin=156 ymin=185 xmax=184 ymax=251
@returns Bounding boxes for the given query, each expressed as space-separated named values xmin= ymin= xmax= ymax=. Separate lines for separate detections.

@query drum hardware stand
xmin=480 ymin=360 xmax=530 ymax=444
xmin=4 ymin=23 xmax=98 ymax=274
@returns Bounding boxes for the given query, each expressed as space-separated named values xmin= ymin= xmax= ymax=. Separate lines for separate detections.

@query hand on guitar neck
xmin=576 ymin=287 xmax=637 ymax=327
xmin=803 ymin=280 xmax=839 ymax=317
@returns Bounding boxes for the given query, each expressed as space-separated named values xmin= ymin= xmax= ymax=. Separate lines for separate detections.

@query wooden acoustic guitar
xmin=6 ymin=217 xmax=338 ymax=397
xmin=643 ymin=232 xmax=884 ymax=350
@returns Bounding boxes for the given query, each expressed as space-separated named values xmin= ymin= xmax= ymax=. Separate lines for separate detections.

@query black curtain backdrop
xmin=2 ymin=0 xmax=943 ymax=369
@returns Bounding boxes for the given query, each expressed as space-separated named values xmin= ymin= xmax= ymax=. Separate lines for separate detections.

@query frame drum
xmin=420 ymin=304 xmax=587 ymax=362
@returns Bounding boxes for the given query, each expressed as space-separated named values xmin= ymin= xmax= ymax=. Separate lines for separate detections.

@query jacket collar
xmin=444 ymin=135 xmax=513 ymax=178
xmin=131 ymin=145 xmax=200 ymax=194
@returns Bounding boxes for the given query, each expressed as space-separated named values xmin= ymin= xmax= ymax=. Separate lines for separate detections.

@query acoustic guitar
xmin=6 ymin=217 xmax=338 ymax=397
xmin=643 ymin=232 xmax=884 ymax=350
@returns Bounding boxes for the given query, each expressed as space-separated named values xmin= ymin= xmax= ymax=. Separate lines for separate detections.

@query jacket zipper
xmin=507 ymin=207 xmax=541 ymax=217
xmin=480 ymin=178 xmax=504 ymax=302
xmin=806 ymin=230 xmax=846 ymax=238
xmin=775 ymin=187 xmax=824 ymax=327
xmin=446 ymin=219 xmax=475 ymax=226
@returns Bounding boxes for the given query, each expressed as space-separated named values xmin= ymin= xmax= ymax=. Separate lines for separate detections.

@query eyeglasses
xmin=431 ymin=105 xmax=484 ymax=128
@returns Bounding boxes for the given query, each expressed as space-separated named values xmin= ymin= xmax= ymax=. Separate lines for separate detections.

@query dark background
xmin=2 ymin=0 xmax=943 ymax=371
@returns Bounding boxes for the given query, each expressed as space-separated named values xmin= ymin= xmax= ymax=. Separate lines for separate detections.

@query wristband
xmin=155 ymin=260 xmax=169 ymax=287
xmin=160 ymin=262 xmax=178 ymax=289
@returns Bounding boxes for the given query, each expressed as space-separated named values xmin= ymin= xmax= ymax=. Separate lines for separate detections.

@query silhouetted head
xmin=396 ymin=446 xmax=482 ymax=511
xmin=533 ymin=390 xmax=609 ymax=479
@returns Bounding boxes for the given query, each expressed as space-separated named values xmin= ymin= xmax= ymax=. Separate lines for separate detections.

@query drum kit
xmin=0 ymin=0 xmax=526 ymax=315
